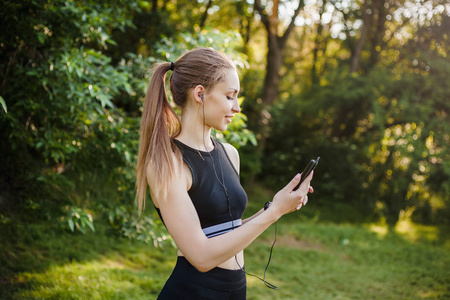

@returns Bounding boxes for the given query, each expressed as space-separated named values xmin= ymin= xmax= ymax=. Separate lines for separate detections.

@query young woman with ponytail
xmin=136 ymin=48 xmax=314 ymax=299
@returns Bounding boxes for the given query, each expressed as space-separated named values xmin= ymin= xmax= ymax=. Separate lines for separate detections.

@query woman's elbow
xmin=186 ymin=256 xmax=214 ymax=273
xmin=196 ymin=264 xmax=213 ymax=273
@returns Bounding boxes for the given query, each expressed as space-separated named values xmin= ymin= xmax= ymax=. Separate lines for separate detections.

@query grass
xmin=1 ymin=221 xmax=177 ymax=300
xmin=244 ymin=222 xmax=449 ymax=299
xmin=1 ymin=184 xmax=449 ymax=299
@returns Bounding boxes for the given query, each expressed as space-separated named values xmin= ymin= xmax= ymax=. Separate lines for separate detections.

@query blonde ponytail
xmin=135 ymin=62 xmax=181 ymax=213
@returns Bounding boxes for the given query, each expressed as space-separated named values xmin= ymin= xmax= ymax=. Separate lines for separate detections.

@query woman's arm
xmin=148 ymin=158 xmax=313 ymax=273
xmin=242 ymin=208 xmax=264 ymax=225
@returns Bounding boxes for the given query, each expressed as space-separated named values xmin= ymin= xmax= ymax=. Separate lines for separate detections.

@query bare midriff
xmin=177 ymin=249 xmax=245 ymax=270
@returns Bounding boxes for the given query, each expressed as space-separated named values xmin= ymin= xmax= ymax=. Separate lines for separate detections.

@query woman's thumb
xmin=285 ymin=173 xmax=301 ymax=191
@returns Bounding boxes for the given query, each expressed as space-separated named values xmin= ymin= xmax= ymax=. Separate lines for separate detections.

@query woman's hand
xmin=295 ymin=185 xmax=314 ymax=210
xmin=269 ymin=172 xmax=314 ymax=218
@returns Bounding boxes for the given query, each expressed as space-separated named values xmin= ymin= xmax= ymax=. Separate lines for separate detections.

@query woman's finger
xmin=284 ymin=173 xmax=301 ymax=192
xmin=294 ymin=171 xmax=314 ymax=195
xmin=303 ymin=195 xmax=309 ymax=205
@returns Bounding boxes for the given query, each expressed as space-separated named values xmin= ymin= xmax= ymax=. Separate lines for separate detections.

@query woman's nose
xmin=232 ymin=98 xmax=241 ymax=113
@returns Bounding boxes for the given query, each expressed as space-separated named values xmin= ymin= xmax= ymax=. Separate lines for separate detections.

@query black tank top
xmin=155 ymin=138 xmax=248 ymax=237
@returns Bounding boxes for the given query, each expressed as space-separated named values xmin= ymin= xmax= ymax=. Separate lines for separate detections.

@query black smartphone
xmin=293 ymin=157 xmax=320 ymax=191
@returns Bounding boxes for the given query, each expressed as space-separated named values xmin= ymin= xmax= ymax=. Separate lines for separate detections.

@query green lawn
xmin=1 ymin=187 xmax=449 ymax=299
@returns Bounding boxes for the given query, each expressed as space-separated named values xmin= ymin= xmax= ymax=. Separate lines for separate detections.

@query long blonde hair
xmin=136 ymin=48 xmax=235 ymax=212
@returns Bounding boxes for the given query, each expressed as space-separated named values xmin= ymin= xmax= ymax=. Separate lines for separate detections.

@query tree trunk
xmin=151 ymin=0 xmax=158 ymax=13
xmin=254 ymin=0 xmax=304 ymax=106
xmin=311 ymin=1 xmax=326 ymax=84
xmin=369 ymin=0 xmax=387 ymax=68
xmin=237 ymin=0 xmax=253 ymax=53
xmin=351 ymin=0 xmax=371 ymax=73
xmin=199 ymin=0 xmax=213 ymax=29
xmin=261 ymin=34 xmax=283 ymax=105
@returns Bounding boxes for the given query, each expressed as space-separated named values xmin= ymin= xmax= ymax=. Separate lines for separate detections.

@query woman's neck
xmin=177 ymin=110 xmax=214 ymax=151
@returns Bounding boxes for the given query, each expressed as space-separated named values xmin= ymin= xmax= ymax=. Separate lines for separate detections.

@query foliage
xmin=108 ymin=206 xmax=174 ymax=248
xmin=263 ymin=52 xmax=449 ymax=225
xmin=0 ymin=0 xmax=140 ymax=213
xmin=62 ymin=206 xmax=95 ymax=234
xmin=0 ymin=96 xmax=7 ymax=113
xmin=0 ymin=0 xmax=255 ymax=246
xmin=257 ymin=1 xmax=450 ymax=225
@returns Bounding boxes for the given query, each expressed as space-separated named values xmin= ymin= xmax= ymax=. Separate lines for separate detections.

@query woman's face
xmin=203 ymin=68 xmax=241 ymax=132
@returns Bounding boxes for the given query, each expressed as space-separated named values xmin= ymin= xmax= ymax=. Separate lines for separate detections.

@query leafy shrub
xmin=108 ymin=206 xmax=174 ymax=248
xmin=62 ymin=206 xmax=95 ymax=234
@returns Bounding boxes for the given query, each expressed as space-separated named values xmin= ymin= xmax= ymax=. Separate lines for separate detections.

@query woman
xmin=136 ymin=48 xmax=314 ymax=299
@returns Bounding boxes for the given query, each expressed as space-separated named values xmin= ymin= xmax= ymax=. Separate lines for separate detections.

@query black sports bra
xmin=155 ymin=138 xmax=248 ymax=238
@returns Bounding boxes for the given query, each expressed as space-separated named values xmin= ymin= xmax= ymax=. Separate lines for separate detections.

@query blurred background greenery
xmin=0 ymin=0 xmax=449 ymax=299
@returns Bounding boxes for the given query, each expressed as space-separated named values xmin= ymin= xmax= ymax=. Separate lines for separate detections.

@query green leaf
xmin=249 ymin=135 xmax=258 ymax=146
xmin=0 ymin=96 xmax=7 ymax=113
xmin=86 ymin=220 xmax=95 ymax=232
xmin=124 ymin=83 xmax=132 ymax=95
xmin=36 ymin=141 xmax=44 ymax=149
xmin=68 ymin=219 xmax=75 ymax=232
xmin=78 ymin=225 xmax=86 ymax=234
xmin=37 ymin=32 xmax=45 ymax=44
xmin=26 ymin=70 xmax=38 ymax=76
xmin=98 ymin=94 xmax=114 ymax=108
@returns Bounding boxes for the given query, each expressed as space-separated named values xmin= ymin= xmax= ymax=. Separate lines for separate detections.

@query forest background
xmin=0 ymin=0 xmax=449 ymax=299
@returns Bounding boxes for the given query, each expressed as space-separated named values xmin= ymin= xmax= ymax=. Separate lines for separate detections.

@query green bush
xmin=0 ymin=1 xmax=255 ymax=243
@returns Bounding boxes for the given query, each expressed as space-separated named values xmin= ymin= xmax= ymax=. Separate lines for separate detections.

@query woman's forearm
xmin=190 ymin=206 xmax=280 ymax=272
xmin=242 ymin=208 xmax=264 ymax=225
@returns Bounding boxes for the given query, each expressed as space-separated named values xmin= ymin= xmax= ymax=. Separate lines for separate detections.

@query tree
xmin=254 ymin=0 xmax=305 ymax=105
xmin=259 ymin=0 xmax=450 ymax=225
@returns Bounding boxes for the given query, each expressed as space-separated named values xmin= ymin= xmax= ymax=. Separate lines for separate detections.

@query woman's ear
xmin=193 ymin=85 xmax=205 ymax=105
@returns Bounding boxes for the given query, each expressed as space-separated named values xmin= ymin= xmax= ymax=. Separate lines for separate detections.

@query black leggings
xmin=157 ymin=256 xmax=247 ymax=300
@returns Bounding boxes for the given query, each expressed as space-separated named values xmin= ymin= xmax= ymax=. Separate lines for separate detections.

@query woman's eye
xmin=226 ymin=96 xmax=234 ymax=101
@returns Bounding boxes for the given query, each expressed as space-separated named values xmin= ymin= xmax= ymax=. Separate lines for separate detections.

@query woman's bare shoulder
xmin=146 ymin=154 xmax=191 ymax=207
xmin=222 ymin=142 xmax=240 ymax=173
